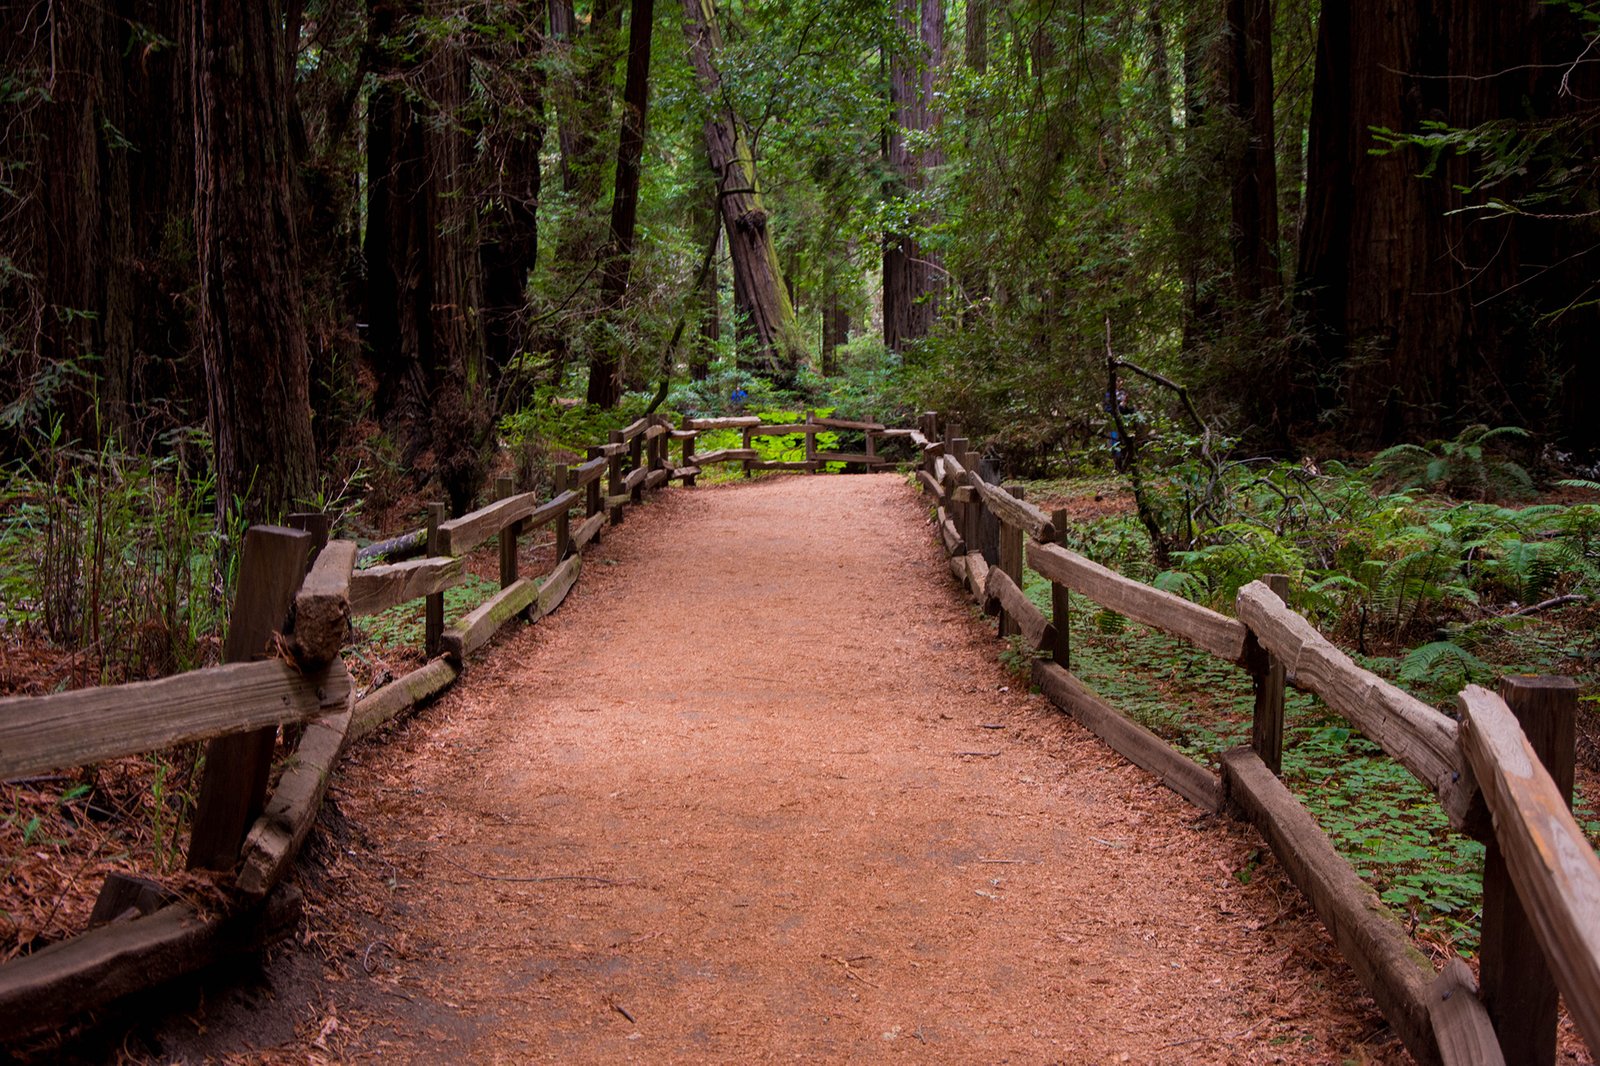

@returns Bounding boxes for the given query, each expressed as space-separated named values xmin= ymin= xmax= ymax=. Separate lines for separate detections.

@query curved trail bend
xmin=332 ymin=474 xmax=1391 ymax=1062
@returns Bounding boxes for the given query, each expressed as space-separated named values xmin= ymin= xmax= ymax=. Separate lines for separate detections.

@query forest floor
xmin=34 ymin=474 xmax=1423 ymax=1063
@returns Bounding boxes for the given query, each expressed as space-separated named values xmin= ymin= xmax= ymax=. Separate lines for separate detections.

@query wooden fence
xmin=1 ymin=407 xmax=1595 ymax=1064
xmin=913 ymin=412 xmax=1598 ymax=1066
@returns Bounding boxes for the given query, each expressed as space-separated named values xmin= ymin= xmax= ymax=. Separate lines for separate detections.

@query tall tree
xmin=589 ymin=0 xmax=657 ymax=408
xmin=883 ymin=0 xmax=945 ymax=352
xmin=1224 ymin=0 xmax=1278 ymax=303
xmin=192 ymin=0 xmax=317 ymax=524
xmin=681 ymin=0 xmax=807 ymax=381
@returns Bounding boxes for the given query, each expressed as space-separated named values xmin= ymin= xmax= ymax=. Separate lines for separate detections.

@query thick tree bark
xmin=1295 ymin=1 xmax=1600 ymax=446
xmin=883 ymin=0 xmax=946 ymax=353
xmin=192 ymin=0 xmax=317 ymax=525
xmin=365 ymin=0 xmax=490 ymax=513
xmin=681 ymin=0 xmax=806 ymax=381
xmin=1224 ymin=0 xmax=1278 ymax=302
xmin=589 ymin=0 xmax=657 ymax=408
xmin=479 ymin=4 xmax=547 ymax=379
xmin=690 ymin=188 xmax=720 ymax=381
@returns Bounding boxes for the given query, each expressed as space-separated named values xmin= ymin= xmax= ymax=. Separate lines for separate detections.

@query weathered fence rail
xmin=3 ymin=406 xmax=1595 ymax=1065
xmin=910 ymin=410 xmax=1596 ymax=1066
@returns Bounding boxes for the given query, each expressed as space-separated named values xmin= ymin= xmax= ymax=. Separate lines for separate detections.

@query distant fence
xmin=913 ymin=413 xmax=1598 ymax=1066
xmin=0 ymin=409 xmax=917 ymax=1041
xmin=2 ymin=409 xmax=1594 ymax=1064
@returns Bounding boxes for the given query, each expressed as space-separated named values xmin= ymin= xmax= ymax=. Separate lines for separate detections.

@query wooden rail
xmin=907 ymin=410 xmax=1595 ymax=1065
xmin=6 ymin=405 xmax=1593 ymax=1063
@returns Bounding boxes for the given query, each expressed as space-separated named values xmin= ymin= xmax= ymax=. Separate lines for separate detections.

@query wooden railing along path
xmin=0 ymin=411 xmax=905 ymax=1040
xmin=0 ymin=409 xmax=1595 ymax=1065
xmin=912 ymin=413 xmax=1598 ymax=1066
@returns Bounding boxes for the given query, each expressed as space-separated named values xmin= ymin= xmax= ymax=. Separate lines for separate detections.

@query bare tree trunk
xmin=192 ymin=0 xmax=317 ymax=525
xmin=589 ymin=0 xmax=656 ymax=408
xmin=680 ymin=0 xmax=806 ymax=381
xmin=883 ymin=0 xmax=945 ymax=352
xmin=480 ymin=1 xmax=546 ymax=380
xmin=1224 ymin=0 xmax=1279 ymax=303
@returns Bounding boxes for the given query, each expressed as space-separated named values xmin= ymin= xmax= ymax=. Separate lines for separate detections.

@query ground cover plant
xmin=1011 ymin=447 xmax=1600 ymax=956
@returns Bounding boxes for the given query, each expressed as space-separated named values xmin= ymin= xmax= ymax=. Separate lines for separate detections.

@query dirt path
xmin=316 ymin=475 xmax=1398 ymax=1063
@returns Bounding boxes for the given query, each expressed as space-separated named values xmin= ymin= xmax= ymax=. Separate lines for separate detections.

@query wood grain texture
xmin=948 ymin=552 xmax=968 ymax=584
xmin=623 ymin=466 xmax=649 ymax=492
xmin=747 ymin=461 xmax=818 ymax=471
xmin=620 ymin=417 xmax=650 ymax=440
xmin=0 ymin=660 xmax=350 ymax=780
xmin=573 ymin=455 xmax=609 ymax=486
xmin=1459 ymin=684 xmax=1600 ymax=1055
xmin=985 ymin=567 xmax=1055 ymax=651
xmin=645 ymin=468 xmax=671 ymax=489
xmin=441 ymin=578 xmax=541 ymax=661
xmin=0 ymin=887 xmax=301 ymax=1042
xmin=746 ymin=423 xmax=810 ymax=436
xmin=348 ymin=555 xmax=466 ymax=616
xmin=435 ymin=491 xmax=539 ymax=556
xmin=916 ymin=469 xmax=945 ymax=501
xmin=1030 ymin=541 xmax=1248 ymax=663
xmin=187 ymin=525 xmax=313 ymax=871
xmin=683 ymin=416 xmax=761 ymax=429
xmin=815 ymin=451 xmax=890 ymax=464
xmin=289 ymin=540 xmax=356 ymax=666
xmin=937 ymin=508 xmax=964 ymax=556
xmin=1237 ymin=580 xmax=1475 ymax=827
xmin=348 ymin=658 xmax=459 ymax=744
xmin=965 ymin=552 xmax=991 ymax=605
xmin=813 ymin=416 xmax=886 ymax=431
xmin=235 ymin=696 xmax=354 ymax=897
xmin=1222 ymin=746 xmax=1459 ymax=1066
xmin=1034 ymin=661 xmax=1222 ymax=812
xmin=692 ymin=448 xmax=759 ymax=464
xmin=1427 ymin=958 xmax=1505 ymax=1066
xmin=967 ymin=473 xmax=1055 ymax=541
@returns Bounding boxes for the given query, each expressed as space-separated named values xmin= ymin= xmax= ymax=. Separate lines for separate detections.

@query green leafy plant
xmin=1366 ymin=425 xmax=1534 ymax=501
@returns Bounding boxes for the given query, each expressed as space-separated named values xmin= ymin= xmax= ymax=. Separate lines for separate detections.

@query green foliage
xmin=0 ymin=420 xmax=231 ymax=682
xmin=357 ymin=573 xmax=500 ymax=650
xmin=1366 ymin=425 xmax=1534 ymax=501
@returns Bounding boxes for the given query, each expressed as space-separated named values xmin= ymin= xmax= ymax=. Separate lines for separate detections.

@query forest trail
xmin=324 ymin=474 xmax=1395 ymax=1063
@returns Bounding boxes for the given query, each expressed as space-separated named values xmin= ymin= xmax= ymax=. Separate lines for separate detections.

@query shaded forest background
xmin=4 ymin=0 xmax=1600 ymax=524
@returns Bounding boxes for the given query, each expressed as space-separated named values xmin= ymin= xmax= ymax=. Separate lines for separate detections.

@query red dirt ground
xmin=262 ymin=473 xmax=1415 ymax=1064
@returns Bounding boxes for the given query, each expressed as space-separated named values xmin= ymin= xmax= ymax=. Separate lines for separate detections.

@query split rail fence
xmin=0 ymin=407 xmax=1595 ymax=1065
xmin=0 ymin=410 xmax=902 ymax=1041
xmin=911 ymin=412 xmax=1598 ymax=1066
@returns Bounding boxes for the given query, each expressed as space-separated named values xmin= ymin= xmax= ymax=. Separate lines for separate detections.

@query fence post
xmin=586 ymin=445 xmax=604 ymax=518
xmin=1051 ymin=507 xmax=1071 ymax=668
xmin=608 ymin=430 xmax=626 ymax=524
xmin=186 ymin=524 xmax=314 ymax=871
xmin=998 ymin=485 xmax=1026 ymax=638
xmin=742 ymin=424 xmax=754 ymax=478
xmin=1249 ymin=573 xmax=1290 ymax=775
xmin=805 ymin=410 xmax=819 ymax=472
xmin=681 ymin=417 xmax=697 ymax=487
xmin=1479 ymin=674 xmax=1578 ymax=1065
xmin=496 ymin=475 xmax=518 ymax=588
xmin=286 ymin=512 xmax=331 ymax=559
xmin=554 ymin=463 xmax=571 ymax=559
xmin=627 ymin=427 xmax=644 ymax=503
xmin=425 ymin=502 xmax=445 ymax=657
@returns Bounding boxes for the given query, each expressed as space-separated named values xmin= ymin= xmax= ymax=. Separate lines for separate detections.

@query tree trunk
xmin=691 ymin=188 xmax=720 ymax=381
xmin=192 ymin=0 xmax=317 ymax=525
xmin=479 ymin=3 xmax=546 ymax=381
xmin=821 ymin=290 xmax=850 ymax=376
xmin=680 ymin=0 xmax=806 ymax=382
xmin=1224 ymin=0 xmax=1279 ymax=303
xmin=883 ymin=0 xmax=946 ymax=353
xmin=589 ymin=0 xmax=657 ymax=408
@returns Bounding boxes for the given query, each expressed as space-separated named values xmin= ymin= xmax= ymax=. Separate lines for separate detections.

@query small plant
xmin=1366 ymin=424 xmax=1534 ymax=501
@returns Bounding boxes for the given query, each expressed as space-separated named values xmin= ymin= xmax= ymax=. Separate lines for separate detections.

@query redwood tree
xmin=883 ymin=0 xmax=945 ymax=353
xmin=192 ymin=0 xmax=317 ymax=524
xmin=681 ymin=0 xmax=806 ymax=381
